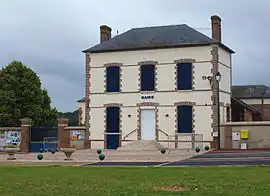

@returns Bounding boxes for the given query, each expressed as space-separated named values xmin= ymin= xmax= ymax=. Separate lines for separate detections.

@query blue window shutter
xmin=141 ymin=64 xmax=155 ymax=91
xmin=177 ymin=63 xmax=192 ymax=90
xmin=106 ymin=107 xmax=120 ymax=133
xmin=177 ymin=105 xmax=193 ymax=133
xmin=106 ymin=66 xmax=120 ymax=92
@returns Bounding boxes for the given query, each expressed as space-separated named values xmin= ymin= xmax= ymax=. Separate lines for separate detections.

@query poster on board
xmin=0 ymin=130 xmax=21 ymax=151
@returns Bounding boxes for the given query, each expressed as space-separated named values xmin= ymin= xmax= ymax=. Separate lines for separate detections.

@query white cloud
xmin=1 ymin=0 xmax=269 ymax=111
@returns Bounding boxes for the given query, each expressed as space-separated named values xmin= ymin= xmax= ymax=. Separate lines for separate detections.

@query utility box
xmin=241 ymin=129 xmax=249 ymax=139
xmin=232 ymin=132 xmax=240 ymax=141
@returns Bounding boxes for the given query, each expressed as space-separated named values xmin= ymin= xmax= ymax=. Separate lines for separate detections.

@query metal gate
xmin=29 ymin=127 xmax=58 ymax=152
xmin=42 ymin=137 xmax=58 ymax=152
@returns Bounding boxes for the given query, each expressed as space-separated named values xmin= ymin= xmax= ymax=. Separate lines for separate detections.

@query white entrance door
xmin=140 ymin=109 xmax=156 ymax=140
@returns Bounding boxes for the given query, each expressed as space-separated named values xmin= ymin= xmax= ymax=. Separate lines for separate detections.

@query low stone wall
xmin=0 ymin=118 xmax=88 ymax=153
xmin=221 ymin=121 xmax=270 ymax=149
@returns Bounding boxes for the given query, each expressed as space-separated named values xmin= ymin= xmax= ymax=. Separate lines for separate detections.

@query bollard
xmin=37 ymin=153 xmax=43 ymax=160
xmin=99 ymin=154 xmax=105 ymax=161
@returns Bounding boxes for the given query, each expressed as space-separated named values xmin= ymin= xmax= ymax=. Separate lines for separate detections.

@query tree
xmin=0 ymin=61 xmax=58 ymax=126
xmin=58 ymin=110 xmax=79 ymax=126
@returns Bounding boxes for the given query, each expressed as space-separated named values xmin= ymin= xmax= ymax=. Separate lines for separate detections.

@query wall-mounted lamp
xmin=202 ymin=71 xmax=222 ymax=85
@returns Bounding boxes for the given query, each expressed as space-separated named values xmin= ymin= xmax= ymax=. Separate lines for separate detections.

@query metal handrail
xmin=158 ymin=129 xmax=169 ymax=137
xmin=123 ymin=128 xmax=138 ymax=140
xmin=103 ymin=132 xmax=122 ymax=135
xmin=157 ymin=129 xmax=170 ymax=150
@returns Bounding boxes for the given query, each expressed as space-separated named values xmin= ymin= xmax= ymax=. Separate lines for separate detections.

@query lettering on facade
xmin=141 ymin=95 xmax=154 ymax=100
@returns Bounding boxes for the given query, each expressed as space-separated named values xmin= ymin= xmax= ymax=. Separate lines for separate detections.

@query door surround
xmin=137 ymin=102 xmax=159 ymax=140
xmin=140 ymin=108 xmax=156 ymax=140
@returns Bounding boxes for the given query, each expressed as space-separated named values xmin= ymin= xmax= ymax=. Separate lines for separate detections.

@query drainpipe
xmin=217 ymin=81 xmax=221 ymax=149
xmin=261 ymin=98 xmax=264 ymax=120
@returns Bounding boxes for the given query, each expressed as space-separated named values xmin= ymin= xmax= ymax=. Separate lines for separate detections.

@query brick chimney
xmin=100 ymin=25 xmax=112 ymax=43
xmin=211 ymin=15 xmax=221 ymax=42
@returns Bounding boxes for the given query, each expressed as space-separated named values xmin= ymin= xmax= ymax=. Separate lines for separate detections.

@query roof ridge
xmin=131 ymin=24 xmax=188 ymax=30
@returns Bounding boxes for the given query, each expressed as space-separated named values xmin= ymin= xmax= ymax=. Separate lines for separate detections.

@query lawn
xmin=1 ymin=166 xmax=270 ymax=195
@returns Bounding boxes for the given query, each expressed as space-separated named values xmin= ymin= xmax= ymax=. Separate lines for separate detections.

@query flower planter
xmin=4 ymin=148 xmax=20 ymax=160
xmin=60 ymin=148 xmax=76 ymax=160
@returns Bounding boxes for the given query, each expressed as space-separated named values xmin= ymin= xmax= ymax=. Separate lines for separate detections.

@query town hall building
xmin=80 ymin=15 xmax=234 ymax=150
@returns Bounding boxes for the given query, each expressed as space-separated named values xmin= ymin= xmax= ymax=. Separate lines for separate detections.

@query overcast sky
xmin=0 ymin=0 xmax=269 ymax=112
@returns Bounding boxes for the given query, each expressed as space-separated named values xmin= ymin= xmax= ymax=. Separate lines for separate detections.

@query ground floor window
xmin=177 ymin=105 xmax=193 ymax=133
xmin=106 ymin=107 xmax=120 ymax=149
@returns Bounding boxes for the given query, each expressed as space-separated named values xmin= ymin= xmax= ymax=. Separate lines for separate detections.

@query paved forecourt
xmin=0 ymin=149 xmax=201 ymax=166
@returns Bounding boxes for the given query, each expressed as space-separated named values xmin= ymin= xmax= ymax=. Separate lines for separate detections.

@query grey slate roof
xmin=83 ymin=24 xmax=234 ymax=53
xmin=232 ymin=85 xmax=270 ymax=99
xmin=77 ymin=97 xmax=85 ymax=103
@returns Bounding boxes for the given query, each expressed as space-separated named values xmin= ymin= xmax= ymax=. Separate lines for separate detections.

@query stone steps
xmin=118 ymin=140 xmax=165 ymax=151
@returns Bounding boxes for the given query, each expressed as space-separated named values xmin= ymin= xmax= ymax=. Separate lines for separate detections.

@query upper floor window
xmin=177 ymin=105 xmax=193 ymax=133
xmin=140 ymin=64 xmax=155 ymax=91
xmin=106 ymin=66 xmax=120 ymax=92
xmin=177 ymin=63 xmax=192 ymax=90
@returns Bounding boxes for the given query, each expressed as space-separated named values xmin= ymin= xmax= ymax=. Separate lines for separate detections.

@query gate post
xmin=20 ymin=117 xmax=32 ymax=153
xmin=58 ymin=118 xmax=70 ymax=148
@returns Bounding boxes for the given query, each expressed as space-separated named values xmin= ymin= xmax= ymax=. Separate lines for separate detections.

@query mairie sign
xmin=141 ymin=95 xmax=154 ymax=100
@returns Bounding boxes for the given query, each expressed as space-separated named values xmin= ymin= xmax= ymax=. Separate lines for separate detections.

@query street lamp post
xmin=215 ymin=71 xmax=222 ymax=149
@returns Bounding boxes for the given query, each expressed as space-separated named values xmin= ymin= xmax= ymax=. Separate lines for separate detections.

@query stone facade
xmin=83 ymin=16 xmax=233 ymax=149
xmin=87 ymin=45 xmax=231 ymax=149
xmin=84 ymin=53 xmax=91 ymax=148
xmin=210 ymin=44 xmax=219 ymax=133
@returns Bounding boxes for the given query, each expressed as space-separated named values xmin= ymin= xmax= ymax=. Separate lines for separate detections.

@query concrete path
xmin=0 ymin=149 xmax=203 ymax=166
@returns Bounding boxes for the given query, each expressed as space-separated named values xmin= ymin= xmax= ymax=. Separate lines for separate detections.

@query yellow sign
xmin=240 ymin=129 xmax=248 ymax=139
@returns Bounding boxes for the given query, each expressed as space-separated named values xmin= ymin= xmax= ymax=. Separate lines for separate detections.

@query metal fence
xmin=159 ymin=133 xmax=204 ymax=152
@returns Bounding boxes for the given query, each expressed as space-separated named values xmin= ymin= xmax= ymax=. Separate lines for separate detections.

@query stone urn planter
xmin=60 ymin=147 xmax=76 ymax=160
xmin=4 ymin=146 xmax=20 ymax=160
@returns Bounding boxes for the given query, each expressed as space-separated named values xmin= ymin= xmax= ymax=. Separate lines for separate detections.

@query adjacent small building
xmin=77 ymin=97 xmax=85 ymax=125
xmin=231 ymin=96 xmax=262 ymax=121
xmin=232 ymin=85 xmax=270 ymax=121
xmin=80 ymin=15 xmax=234 ymax=149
